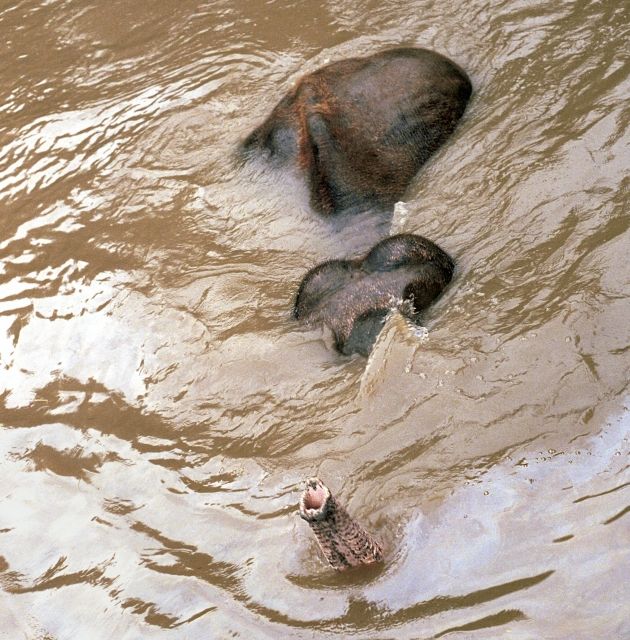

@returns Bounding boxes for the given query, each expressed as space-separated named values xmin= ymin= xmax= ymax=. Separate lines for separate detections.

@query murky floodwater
xmin=1 ymin=1 xmax=629 ymax=638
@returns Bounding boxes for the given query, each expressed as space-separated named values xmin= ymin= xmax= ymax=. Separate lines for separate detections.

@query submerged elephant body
xmin=244 ymin=50 xmax=468 ymax=568
xmin=243 ymin=48 xmax=471 ymax=215
xmin=244 ymin=49 xmax=466 ymax=356
xmin=294 ymin=234 xmax=454 ymax=356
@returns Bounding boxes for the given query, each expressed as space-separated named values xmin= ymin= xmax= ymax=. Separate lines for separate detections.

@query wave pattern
xmin=0 ymin=0 xmax=628 ymax=638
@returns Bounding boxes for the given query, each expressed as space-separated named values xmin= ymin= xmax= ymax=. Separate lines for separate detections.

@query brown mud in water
xmin=0 ymin=1 xmax=629 ymax=638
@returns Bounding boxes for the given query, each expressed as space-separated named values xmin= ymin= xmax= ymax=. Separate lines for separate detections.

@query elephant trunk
xmin=299 ymin=477 xmax=384 ymax=570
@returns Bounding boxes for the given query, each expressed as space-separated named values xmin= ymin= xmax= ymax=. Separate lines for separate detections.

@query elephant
xmin=299 ymin=477 xmax=383 ymax=570
xmin=293 ymin=233 xmax=454 ymax=356
xmin=242 ymin=48 xmax=471 ymax=216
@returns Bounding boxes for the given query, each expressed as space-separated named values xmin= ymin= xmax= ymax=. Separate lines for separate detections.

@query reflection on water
xmin=0 ymin=0 xmax=629 ymax=638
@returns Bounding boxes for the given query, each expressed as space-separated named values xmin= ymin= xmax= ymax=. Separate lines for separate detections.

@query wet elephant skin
xmin=293 ymin=234 xmax=454 ymax=356
xmin=242 ymin=48 xmax=472 ymax=216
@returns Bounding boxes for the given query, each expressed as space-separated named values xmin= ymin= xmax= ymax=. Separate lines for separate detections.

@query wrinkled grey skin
xmin=299 ymin=478 xmax=384 ymax=571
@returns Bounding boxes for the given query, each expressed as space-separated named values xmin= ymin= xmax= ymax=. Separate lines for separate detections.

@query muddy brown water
xmin=0 ymin=1 xmax=629 ymax=638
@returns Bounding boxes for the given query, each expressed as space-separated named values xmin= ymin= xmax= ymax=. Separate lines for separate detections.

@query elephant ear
xmin=295 ymin=78 xmax=359 ymax=216
xmin=293 ymin=259 xmax=354 ymax=320
xmin=298 ymin=106 xmax=339 ymax=216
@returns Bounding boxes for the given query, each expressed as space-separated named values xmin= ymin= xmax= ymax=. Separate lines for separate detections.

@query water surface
xmin=0 ymin=0 xmax=629 ymax=638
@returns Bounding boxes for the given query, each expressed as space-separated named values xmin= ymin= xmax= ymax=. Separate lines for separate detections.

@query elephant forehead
xmin=314 ymin=266 xmax=422 ymax=326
